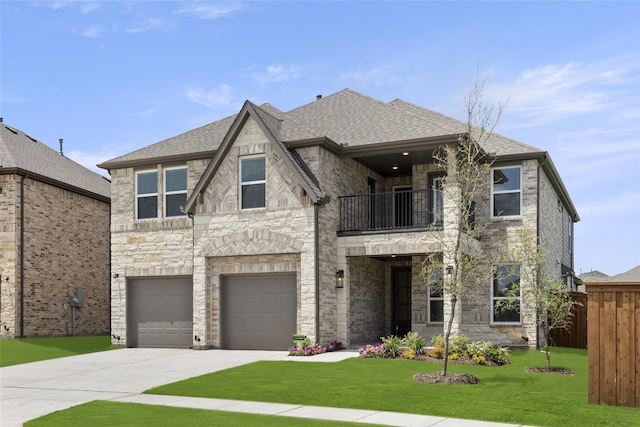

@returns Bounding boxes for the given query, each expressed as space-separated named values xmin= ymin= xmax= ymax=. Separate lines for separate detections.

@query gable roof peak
xmin=184 ymin=99 xmax=324 ymax=214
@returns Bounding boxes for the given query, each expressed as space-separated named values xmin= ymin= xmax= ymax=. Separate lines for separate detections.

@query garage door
xmin=221 ymin=274 xmax=296 ymax=350
xmin=128 ymin=278 xmax=193 ymax=348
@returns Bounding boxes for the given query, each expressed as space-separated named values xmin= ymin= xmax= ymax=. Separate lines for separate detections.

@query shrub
xmin=426 ymin=346 xmax=444 ymax=359
xmin=404 ymin=331 xmax=426 ymax=354
xmin=401 ymin=348 xmax=416 ymax=360
xmin=430 ymin=334 xmax=469 ymax=355
xmin=381 ymin=335 xmax=403 ymax=358
xmin=466 ymin=340 xmax=511 ymax=365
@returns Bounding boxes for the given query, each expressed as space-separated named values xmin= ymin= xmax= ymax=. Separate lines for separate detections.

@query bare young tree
xmin=421 ymin=80 xmax=503 ymax=376
xmin=495 ymin=228 xmax=580 ymax=371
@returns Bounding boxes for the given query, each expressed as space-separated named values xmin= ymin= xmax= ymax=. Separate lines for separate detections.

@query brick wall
xmin=347 ymin=256 xmax=386 ymax=344
xmin=2 ymin=175 xmax=110 ymax=337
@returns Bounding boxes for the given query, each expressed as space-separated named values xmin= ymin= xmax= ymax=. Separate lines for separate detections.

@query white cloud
xmin=186 ymin=84 xmax=233 ymax=107
xmin=125 ymin=17 xmax=167 ymax=33
xmin=255 ymin=64 xmax=302 ymax=84
xmin=66 ymin=149 xmax=116 ymax=177
xmin=82 ymin=24 xmax=105 ymax=38
xmin=175 ymin=3 xmax=244 ymax=19
xmin=575 ymin=191 xmax=640 ymax=218
xmin=339 ymin=66 xmax=403 ymax=88
xmin=39 ymin=1 xmax=99 ymax=13
xmin=486 ymin=56 xmax=640 ymax=127
xmin=80 ymin=2 xmax=100 ymax=14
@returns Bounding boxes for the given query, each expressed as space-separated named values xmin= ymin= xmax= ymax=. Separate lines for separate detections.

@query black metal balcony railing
xmin=338 ymin=189 xmax=443 ymax=234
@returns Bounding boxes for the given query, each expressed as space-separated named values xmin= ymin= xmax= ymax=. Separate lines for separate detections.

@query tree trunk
xmin=441 ymin=295 xmax=457 ymax=376
xmin=543 ymin=318 xmax=551 ymax=371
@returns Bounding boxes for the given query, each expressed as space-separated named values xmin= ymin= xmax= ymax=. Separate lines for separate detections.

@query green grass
xmin=24 ymin=401 xmax=380 ymax=427
xmin=147 ymin=348 xmax=639 ymax=427
xmin=0 ymin=335 xmax=122 ymax=367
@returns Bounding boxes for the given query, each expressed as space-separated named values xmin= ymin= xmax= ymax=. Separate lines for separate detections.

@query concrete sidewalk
xmin=0 ymin=348 xmax=533 ymax=427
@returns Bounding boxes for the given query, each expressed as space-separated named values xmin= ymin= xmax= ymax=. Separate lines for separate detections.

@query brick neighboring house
xmin=0 ymin=120 xmax=111 ymax=338
xmin=99 ymin=89 xmax=579 ymax=350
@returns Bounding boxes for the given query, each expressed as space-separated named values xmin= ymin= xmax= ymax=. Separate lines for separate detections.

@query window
xmin=165 ymin=167 xmax=187 ymax=217
xmin=136 ymin=171 xmax=158 ymax=219
xmin=492 ymin=166 xmax=521 ymax=217
xmin=428 ymin=268 xmax=444 ymax=323
xmin=429 ymin=174 xmax=445 ymax=226
xmin=240 ymin=156 xmax=266 ymax=209
xmin=492 ymin=264 xmax=521 ymax=323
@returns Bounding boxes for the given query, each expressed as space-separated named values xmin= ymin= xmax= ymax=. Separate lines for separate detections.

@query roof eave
xmin=0 ymin=167 xmax=110 ymax=203
xmin=341 ymin=134 xmax=462 ymax=157
xmin=98 ymin=151 xmax=216 ymax=172
xmin=284 ymin=137 xmax=343 ymax=155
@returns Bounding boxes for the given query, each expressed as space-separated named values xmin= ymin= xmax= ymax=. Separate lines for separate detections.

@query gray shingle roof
xmin=101 ymin=88 xmax=546 ymax=170
xmin=99 ymin=114 xmax=236 ymax=168
xmin=1 ymin=121 xmax=110 ymax=200
xmin=388 ymin=98 xmax=542 ymax=156
xmin=285 ymin=89 xmax=463 ymax=146
xmin=580 ymin=265 xmax=640 ymax=283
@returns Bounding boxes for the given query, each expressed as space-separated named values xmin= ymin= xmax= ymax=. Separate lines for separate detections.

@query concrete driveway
xmin=0 ymin=348 xmax=289 ymax=426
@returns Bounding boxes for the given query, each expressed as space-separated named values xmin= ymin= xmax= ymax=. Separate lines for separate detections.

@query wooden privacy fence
xmin=587 ymin=282 xmax=639 ymax=407
xmin=550 ymin=291 xmax=587 ymax=348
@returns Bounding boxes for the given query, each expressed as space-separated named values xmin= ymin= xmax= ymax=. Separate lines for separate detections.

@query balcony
xmin=338 ymin=188 xmax=442 ymax=235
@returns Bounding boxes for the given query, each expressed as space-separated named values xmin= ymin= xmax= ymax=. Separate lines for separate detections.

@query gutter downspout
xmin=314 ymin=203 xmax=320 ymax=344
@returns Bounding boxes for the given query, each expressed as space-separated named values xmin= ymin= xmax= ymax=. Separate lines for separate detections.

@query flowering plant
xmin=288 ymin=340 xmax=343 ymax=356
xmin=358 ymin=343 xmax=385 ymax=358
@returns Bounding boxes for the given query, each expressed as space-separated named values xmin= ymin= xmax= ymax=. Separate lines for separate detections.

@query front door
xmin=393 ymin=267 xmax=412 ymax=336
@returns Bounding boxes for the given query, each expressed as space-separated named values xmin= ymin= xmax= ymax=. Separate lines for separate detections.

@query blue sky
xmin=1 ymin=1 xmax=639 ymax=276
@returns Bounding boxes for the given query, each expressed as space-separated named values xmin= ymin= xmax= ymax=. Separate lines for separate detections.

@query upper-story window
xmin=165 ymin=167 xmax=187 ymax=217
xmin=429 ymin=173 xmax=445 ymax=226
xmin=136 ymin=170 xmax=158 ymax=220
xmin=492 ymin=166 xmax=521 ymax=218
xmin=240 ymin=155 xmax=266 ymax=210
xmin=492 ymin=263 xmax=521 ymax=323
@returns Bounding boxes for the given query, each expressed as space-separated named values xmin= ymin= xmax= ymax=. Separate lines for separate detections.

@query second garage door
xmin=221 ymin=274 xmax=296 ymax=350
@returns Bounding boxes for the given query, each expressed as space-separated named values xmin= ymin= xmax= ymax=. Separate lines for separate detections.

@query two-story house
xmin=99 ymin=89 xmax=578 ymax=350
xmin=1 ymin=119 xmax=111 ymax=338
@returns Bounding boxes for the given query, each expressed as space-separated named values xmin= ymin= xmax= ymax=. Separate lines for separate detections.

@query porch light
xmin=402 ymin=152 xmax=409 ymax=156
xmin=446 ymin=265 xmax=454 ymax=275
xmin=335 ymin=270 xmax=344 ymax=288
xmin=392 ymin=165 xmax=399 ymax=170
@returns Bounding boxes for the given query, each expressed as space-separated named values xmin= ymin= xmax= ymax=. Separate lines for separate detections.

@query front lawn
xmin=147 ymin=348 xmax=639 ymax=427
xmin=0 ymin=335 xmax=122 ymax=367
xmin=24 ymin=401 xmax=381 ymax=427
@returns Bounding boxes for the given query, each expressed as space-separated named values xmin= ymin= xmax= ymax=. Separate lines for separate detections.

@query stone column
xmin=442 ymin=179 xmax=463 ymax=336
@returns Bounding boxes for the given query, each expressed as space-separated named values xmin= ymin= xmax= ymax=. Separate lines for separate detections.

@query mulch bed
xmin=525 ymin=367 xmax=575 ymax=375
xmin=414 ymin=372 xmax=479 ymax=384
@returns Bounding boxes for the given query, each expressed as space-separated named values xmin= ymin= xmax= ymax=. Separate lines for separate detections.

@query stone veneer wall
xmin=5 ymin=175 xmax=110 ymax=337
xmin=109 ymin=160 xmax=204 ymax=346
xmin=456 ymin=159 xmax=540 ymax=346
xmin=0 ymin=174 xmax=18 ymax=337
xmin=192 ymin=118 xmax=319 ymax=346
xmin=537 ymin=168 xmax=564 ymax=279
